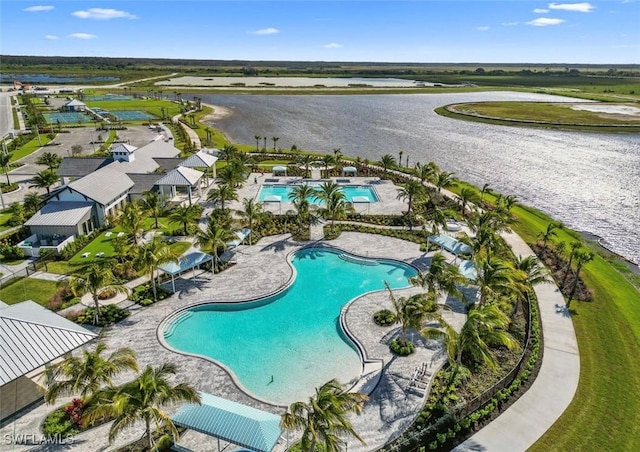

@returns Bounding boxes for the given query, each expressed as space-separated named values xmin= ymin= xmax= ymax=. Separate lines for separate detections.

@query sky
xmin=1 ymin=1 xmax=638 ymax=64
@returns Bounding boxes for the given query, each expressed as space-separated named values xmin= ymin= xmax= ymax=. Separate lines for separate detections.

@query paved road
xmin=0 ymin=92 xmax=14 ymax=137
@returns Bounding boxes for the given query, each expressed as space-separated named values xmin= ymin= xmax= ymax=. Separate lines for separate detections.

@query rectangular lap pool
xmin=257 ymin=184 xmax=379 ymax=203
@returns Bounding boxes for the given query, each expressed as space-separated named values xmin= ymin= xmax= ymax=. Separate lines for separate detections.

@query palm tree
xmin=567 ymin=250 xmax=594 ymax=306
xmin=315 ymin=181 xmax=351 ymax=229
xmin=289 ymin=184 xmax=319 ymax=234
xmin=116 ymin=202 xmax=145 ymax=245
xmin=23 ymin=191 xmax=43 ymax=215
xmin=298 ymin=154 xmax=315 ymax=178
xmin=321 ymin=154 xmax=335 ymax=178
xmin=207 ymin=183 xmax=238 ymax=211
xmin=272 ymin=136 xmax=279 ymax=151
xmin=480 ymin=183 xmax=492 ymax=203
xmin=281 ymin=379 xmax=367 ymax=452
xmin=36 ymin=151 xmax=62 ymax=170
xmin=473 ymin=256 xmax=518 ymax=306
xmin=422 ymin=303 xmax=520 ymax=373
xmin=196 ymin=216 xmax=235 ymax=270
xmin=220 ymin=144 xmax=239 ymax=163
xmin=415 ymin=161 xmax=439 ymax=183
xmin=537 ymin=223 xmax=560 ymax=251
xmin=254 ymin=135 xmax=261 ymax=152
xmin=69 ymin=264 xmax=129 ymax=325
xmin=378 ymin=154 xmax=395 ymax=178
xmin=216 ymin=162 xmax=245 ymax=187
xmin=0 ymin=151 xmax=13 ymax=185
xmin=263 ymin=136 xmax=267 ymax=152
xmin=44 ymin=343 xmax=138 ymax=404
xmin=385 ymin=282 xmax=431 ymax=348
xmin=135 ymin=237 xmax=181 ymax=301
xmin=434 ymin=170 xmax=455 ymax=193
xmin=168 ymin=204 xmax=201 ymax=236
xmin=398 ymin=150 xmax=403 ymax=168
xmin=84 ymin=363 xmax=200 ymax=451
xmin=30 ymin=169 xmax=59 ymax=195
xmin=410 ymin=252 xmax=467 ymax=303
xmin=396 ymin=180 xmax=425 ymax=217
xmin=138 ymin=191 xmax=168 ymax=229
xmin=560 ymin=241 xmax=583 ymax=289
xmin=513 ymin=255 xmax=549 ymax=315
xmin=458 ymin=187 xmax=480 ymax=218
xmin=238 ymin=198 xmax=264 ymax=245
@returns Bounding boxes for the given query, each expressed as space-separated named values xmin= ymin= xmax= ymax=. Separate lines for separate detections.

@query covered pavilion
xmin=158 ymin=250 xmax=213 ymax=292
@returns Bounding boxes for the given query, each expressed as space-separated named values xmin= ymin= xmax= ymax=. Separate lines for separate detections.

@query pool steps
xmin=338 ymin=253 xmax=379 ymax=266
xmin=163 ymin=311 xmax=193 ymax=338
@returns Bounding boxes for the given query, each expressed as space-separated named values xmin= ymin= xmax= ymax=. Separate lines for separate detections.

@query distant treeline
xmin=2 ymin=55 xmax=639 ymax=77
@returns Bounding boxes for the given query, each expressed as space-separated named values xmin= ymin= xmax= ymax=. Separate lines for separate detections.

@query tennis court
xmin=109 ymin=110 xmax=155 ymax=120
xmin=85 ymin=94 xmax=134 ymax=101
xmin=43 ymin=112 xmax=91 ymax=124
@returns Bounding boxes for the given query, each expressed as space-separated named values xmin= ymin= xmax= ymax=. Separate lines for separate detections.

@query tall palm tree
xmin=398 ymin=150 xmax=404 ymax=168
xmin=396 ymin=180 xmax=425 ymax=217
xmin=385 ymin=282 xmax=432 ymax=348
xmin=36 ymin=151 xmax=62 ymax=170
xmin=196 ymin=216 xmax=235 ymax=270
xmin=281 ymin=379 xmax=367 ymax=452
xmin=238 ymin=198 xmax=264 ymax=245
xmin=473 ymin=256 xmax=518 ymax=306
xmin=116 ymin=202 xmax=145 ymax=245
xmin=410 ymin=252 xmax=467 ymax=303
xmin=298 ymin=154 xmax=315 ymax=178
xmin=44 ymin=343 xmax=138 ymax=404
xmin=216 ymin=162 xmax=245 ymax=188
xmin=272 ymin=136 xmax=279 ymax=151
xmin=378 ymin=154 xmax=395 ymax=178
xmin=254 ymin=135 xmax=261 ymax=152
xmin=537 ymin=223 xmax=560 ymax=251
xmin=315 ymin=181 xmax=351 ymax=229
xmin=422 ymin=303 xmax=520 ymax=373
xmin=567 ymin=250 xmax=594 ymax=306
xmin=560 ymin=241 xmax=583 ymax=289
xmin=134 ymin=237 xmax=181 ymax=301
xmin=321 ymin=154 xmax=335 ymax=178
xmin=207 ymin=183 xmax=238 ymax=211
xmin=23 ymin=191 xmax=43 ymax=215
xmin=434 ymin=170 xmax=456 ymax=193
xmin=480 ymin=183 xmax=492 ymax=203
xmin=30 ymin=169 xmax=59 ymax=195
xmin=289 ymin=184 xmax=319 ymax=234
xmin=0 ymin=151 xmax=12 ymax=185
xmin=458 ymin=187 xmax=480 ymax=218
xmin=415 ymin=161 xmax=439 ymax=183
xmin=69 ymin=264 xmax=129 ymax=325
xmin=512 ymin=255 xmax=549 ymax=315
xmin=168 ymin=204 xmax=201 ymax=236
xmin=138 ymin=191 xmax=168 ymax=230
xmin=84 ymin=363 xmax=201 ymax=451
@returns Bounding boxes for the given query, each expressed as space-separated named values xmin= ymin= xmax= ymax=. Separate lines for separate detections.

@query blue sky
xmin=1 ymin=1 xmax=638 ymax=64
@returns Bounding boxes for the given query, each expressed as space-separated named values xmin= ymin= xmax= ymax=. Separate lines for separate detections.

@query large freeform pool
xmin=162 ymin=247 xmax=417 ymax=405
xmin=257 ymin=184 xmax=379 ymax=203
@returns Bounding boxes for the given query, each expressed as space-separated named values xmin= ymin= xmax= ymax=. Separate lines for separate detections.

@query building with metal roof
xmin=24 ymin=201 xmax=94 ymax=236
xmin=62 ymin=99 xmax=86 ymax=112
xmin=57 ymin=157 xmax=114 ymax=183
xmin=172 ymin=392 xmax=282 ymax=452
xmin=0 ymin=300 xmax=97 ymax=421
xmin=155 ymin=166 xmax=204 ymax=205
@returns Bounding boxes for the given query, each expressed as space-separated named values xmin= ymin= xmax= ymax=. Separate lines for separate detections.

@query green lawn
xmin=86 ymin=99 xmax=181 ymax=120
xmin=69 ymin=230 xmax=121 ymax=263
xmin=450 ymin=181 xmax=640 ymax=450
xmin=0 ymin=277 xmax=59 ymax=306
xmin=44 ymin=261 xmax=88 ymax=275
xmin=0 ymin=212 xmax=12 ymax=232
xmin=168 ymin=241 xmax=191 ymax=256
xmin=10 ymin=135 xmax=54 ymax=162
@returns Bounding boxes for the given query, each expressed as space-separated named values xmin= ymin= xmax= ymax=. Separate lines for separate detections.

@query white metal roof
xmin=68 ymin=166 xmax=134 ymax=205
xmin=25 ymin=201 xmax=93 ymax=227
xmin=155 ymin=166 xmax=203 ymax=186
xmin=64 ymin=99 xmax=86 ymax=107
xmin=0 ymin=301 xmax=97 ymax=386
xmin=110 ymin=143 xmax=138 ymax=154
xmin=181 ymin=151 xmax=218 ymax=168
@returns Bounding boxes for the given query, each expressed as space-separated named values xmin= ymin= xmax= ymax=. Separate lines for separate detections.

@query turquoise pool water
xmin=163 ymin=247 xmax=417 ymax=405
xmin=257 ymin=184 xmax=379 ymax=203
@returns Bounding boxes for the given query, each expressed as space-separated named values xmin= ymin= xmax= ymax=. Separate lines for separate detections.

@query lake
xmin=199 ymin=92 xmax=640 ymax=265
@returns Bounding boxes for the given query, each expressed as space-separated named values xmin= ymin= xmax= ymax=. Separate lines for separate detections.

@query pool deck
xmin=0 ymin=232 xmax=465 ymax=452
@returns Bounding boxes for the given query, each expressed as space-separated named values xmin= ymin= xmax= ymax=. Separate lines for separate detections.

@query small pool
xmin=162 ymin=247 xmax=416 ymax=405
xmin=257 ymin=184 xmax=379 ymax=203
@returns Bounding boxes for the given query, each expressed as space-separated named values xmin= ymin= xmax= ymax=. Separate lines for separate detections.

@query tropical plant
xmin=298 ymin=154 xmax=315 ymax=178
xmin=84 ymin=363 xmax=200 ymax=451
xmin=23 ymin=191 xmax=44 ymax=215
xmin=196 ymin=216 xmax=235 ymax=269
xmin=473 ymin=255 xmax=518 ymax=306
xmin=69 ymin=264 xmax=129 ymax=325
xmin=415 ymin=161 xmax=439 ymax=183
xmin=36 ymin=151 xmax=63 ymax=170
xmin=396 ymin=180 xmax=425 ymax=216
xmin=289 ymin=184 xmax=319 ymax=231
xmin=272 ymin=136 xmax=279 ymax=151
xmin=238 ymin=198 xmax=264 ymax=245
xmin=44 ymin=343 xmax=138 ymax=404
xmin=0 ymin=151 xmax=12 ymax=185
xmin=410 ymin=252 xmax=466 ymax=303
xmin=512 ymin=255 xmax=549 ymax=315
xmin=378 ymin=154 xmax=395 ymax=177
xmin=560 ymin=241 xmax=583 ymax=289
xmin=168 ymin=204 xmax=201 ymax=236
xmin=281 ymin=379 xmax=368 ymax=452
xmin=216 ymin=162 xmax=245 ymax=188
xmin=254 ymin=135 xmax=261 ymax=152
xmin=207 ymin=183 xmax=238 ymax=211
xmin=458 ymin=187 xmax=480 ymax=217
xmin=567 ymin=250 xmax=595 ymax=306
xmin=433 ymin=170 xmax=455 ymax=193
xmin=30 ymin=169 xmax=59 ymax=195
xmin=321 ymin=154 xmax=335 ymax=177
xmin=537 ymin=222 xmax=560 ymax=251
xmin=138 ymin=191 xmax=168 ymax=229
xmin=116 ymin=202 xmax=145 ymax=245
xmin=134 ymin=237 xmax=181 ymax=301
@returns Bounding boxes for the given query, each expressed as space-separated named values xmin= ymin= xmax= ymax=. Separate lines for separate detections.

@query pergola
xmin=180 ymin=150 xmax=218 ymax=187
xmin=155 ymin=166 xmax=204 ymax=205
xmin=158 ymin=251 xmax=213 ymax=292
xmin=172 ymin=392 xmax=283 ymax=452
xmin=272 ymin=165 xmax=287 ymax=176
xmin=342 ymin=166 xmax=357 ymax=176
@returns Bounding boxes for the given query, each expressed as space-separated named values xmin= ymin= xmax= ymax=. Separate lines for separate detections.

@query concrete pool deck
xmin=0 ymin=232 xmax=464 ymax=452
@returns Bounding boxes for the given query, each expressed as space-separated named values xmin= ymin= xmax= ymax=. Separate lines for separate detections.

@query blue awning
xmin=172 ymin=392 xmax=282 ymax=452
xmin=428 ymin=234 xmax=472 ymax=255
xmin=158 ymin=251 xmax=212 ymax=275
xmin=227 ymin=228 xmax=251 ymax=248
xmin=458 ymin=260 xmax=478 ymax=280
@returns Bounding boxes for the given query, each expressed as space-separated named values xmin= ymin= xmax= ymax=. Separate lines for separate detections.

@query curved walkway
xmin=454 ymin=231 xmax=580 ymax=452
xmin=171 ymin=111 xmax=201 ymax=148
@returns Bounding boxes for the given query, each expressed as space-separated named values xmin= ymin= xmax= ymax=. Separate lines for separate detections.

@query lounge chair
xmin=105 ymin=231 xmax=113 ymax=237
xmin=117 ymin=232 xmax=125 ymax=237
xmin=81 ymin=252 xmax=90 ymax=258
xmin=96 ymin=252 xmax=104 ymax=258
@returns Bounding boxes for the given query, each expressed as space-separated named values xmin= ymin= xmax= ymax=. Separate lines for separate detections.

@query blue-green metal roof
xmin=158 ymin=251 xmax=212 ymax=276
xmin=458 ymin=260 xmax=478 ymax=280
xmin=172 ymin=392 xmax=281 ymax=452
xmin=428 ymin=234 xmax=472 ymax=255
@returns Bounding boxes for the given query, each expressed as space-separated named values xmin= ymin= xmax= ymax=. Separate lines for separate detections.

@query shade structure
xmin=428 ymin=234 xmax=472 ymax=255
xmin=158 ymin=251 xmax=212 ymax=276
xmin=272 ymin=166 xmax=287 ymax=175
xmin=227 ymin=228 xmax=251 ymax=249
xmin=172 ymin=392 xmax=282 ymax=452
xmin=342 ymin=166 xmax=357 ymax=175
xmin=458 ymin=260 xmax=478 ymax=280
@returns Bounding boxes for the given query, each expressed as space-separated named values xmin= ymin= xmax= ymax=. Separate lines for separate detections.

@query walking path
xmin=171 ymin=111 xmax=201 ymax=148
xmin=454 ymin=231 xmax=580 ymax=452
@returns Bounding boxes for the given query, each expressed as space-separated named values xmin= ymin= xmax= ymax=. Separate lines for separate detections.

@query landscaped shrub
xmin=130 ymin=284 xmax=171 ymax=304
xmin=390 ymin=338 xmax=415 ymax=356
xmin=373 ymin=309 xmax=396 ymax=326
xmin=75 ymin=305 xmax=130 ymax=326
xmin=41 ymin=407 xmax=81 ymax=438
xmin=47 ymin=285 xmax=75 ymax=311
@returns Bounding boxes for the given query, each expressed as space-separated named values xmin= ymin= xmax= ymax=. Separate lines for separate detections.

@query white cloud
xmin=476 ymin=26 xmax=490 ymax=31
xmin=527 ymin=17 xmax=566 ymax=26
xmin=44 ymin=34 xmax=59 ymax=40
xmin=72 ymin=8 xmax=137 ymax=20
xmin=68 ymin=33 xmax=96 ymax=39
xmin=534 ymin=8 xmax=550 ymax=13
xmin=252 ymin=28 xmax=280 ymax=35
xmin=548 ymin=3 xmax=595 ymax=12
xmin=501 ymin=22 xmax=520 ymax=26
xmin=24 ymin=5 xmax=54 ymax=12
xmin=323 ymin=43 xmax=343 ymax=48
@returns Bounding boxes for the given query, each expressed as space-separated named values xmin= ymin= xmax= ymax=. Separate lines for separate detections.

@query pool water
xmin=257 ymin=184 xmax=379 ymax=203
xmin=163 ymin=247 xmax=416 ymax=405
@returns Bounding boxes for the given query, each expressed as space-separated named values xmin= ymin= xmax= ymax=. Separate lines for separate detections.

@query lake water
xmin=200 ymin=92 xmax=640 ymax=264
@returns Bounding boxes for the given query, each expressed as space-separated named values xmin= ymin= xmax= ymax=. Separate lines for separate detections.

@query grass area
xmin=168 ymin=241 xmax=191 ymax=255
xmin=12 ymin=108 xmax=19 ymax=129
xmin=0 ymin=212 xmax=12 ymax=232
xmin=449 ymin=181 xmax=640 ymax=450
xmin=86 ymin=99 xmax=181 ymax=120
xmin=9 ymin=134 xmax=54 ymax=162
xmin=44 ymin=260 xmax=87 ymax=275
xmin=0 ymin=276 xmax=59 ymax=306
xmin=69 ymin=230 xmax=121 ymax=263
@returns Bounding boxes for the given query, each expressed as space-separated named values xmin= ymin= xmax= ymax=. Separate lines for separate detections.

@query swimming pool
xmin=257 ymin=184 xmax=379 ymax=203
xmin=162 ymin=247 xmax=417 ymax=405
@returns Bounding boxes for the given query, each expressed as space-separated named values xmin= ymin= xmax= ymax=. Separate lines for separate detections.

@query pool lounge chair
xmin=81 ymin=252 xmax=90 ymax=258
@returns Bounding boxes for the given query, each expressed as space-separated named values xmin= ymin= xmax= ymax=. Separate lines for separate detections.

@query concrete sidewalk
xmin=454 ymin=232 xmax=580 ymax=452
